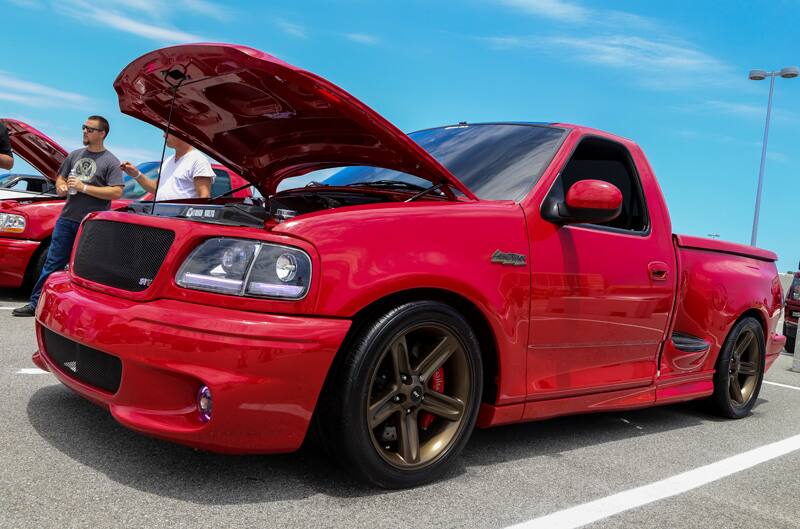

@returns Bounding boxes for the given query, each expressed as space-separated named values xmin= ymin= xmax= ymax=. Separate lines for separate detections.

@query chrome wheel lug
xmin=393 ymin=395 xmax=402 ymax=403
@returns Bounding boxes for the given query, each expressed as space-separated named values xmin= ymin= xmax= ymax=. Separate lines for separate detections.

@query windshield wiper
xmin=210 ymin=182 xmax=252 ymax=201
xmin=344 ymin=180 xmax=427 ymax=191
xmin=405 ymin=183 xmax=447 ymax=202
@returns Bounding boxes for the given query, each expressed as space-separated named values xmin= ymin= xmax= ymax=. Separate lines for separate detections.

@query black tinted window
xmin=560 ymin=138 xmax=648 ymax=232
xmin=211 ymin=168 xmax=231 ymax=196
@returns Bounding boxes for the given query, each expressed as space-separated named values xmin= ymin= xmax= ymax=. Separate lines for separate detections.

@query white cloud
xmin=180 ymin=0 xmax=230 ymax=20
xmin=674 ymin=100 xmax=798 ymax=123
xmin=497 ymin=0 xmax=589 ymax=23
xmin=702 ymin=100 xmax=765 ymax=117
xmin=767 ymin=151 xmax=789 ymax=163
xmin=14 ymin=0 xmax=213 ymax=43
xmin=0 ymin=73 xmax=89 ymax=108
xmin=0 ymin=92 xmax=46 ymax=106
xmin=109 ymin=144 xmax=162 ymax=163
xmin=545 ymin=35 xmax=726 ymax=73
xmin=484 ymin=34 xmax=732 ymax=90
xmin=276 ymin=19 xmax=307 ymax=38
xmin=88 ymin=10 xmax=206 ymax=43
xmin=343 ymin=33 xmax=379 ymax=45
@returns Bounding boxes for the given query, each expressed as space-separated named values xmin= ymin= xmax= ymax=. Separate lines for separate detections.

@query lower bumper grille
xmin=42 ymin=327 xmax=122 ymax=393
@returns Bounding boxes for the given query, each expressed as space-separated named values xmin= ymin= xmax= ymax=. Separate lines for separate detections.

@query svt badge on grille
xmin=138 ymin=278 xmax=153 ymax=287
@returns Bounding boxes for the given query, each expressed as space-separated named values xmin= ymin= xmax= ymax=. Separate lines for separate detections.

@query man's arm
xmin=0 ymin=123 xmax=13 ymax=170
xmin=194 ymin=177 xmax=212 ymax=198
xmin=120 ymin=161 xmax=157 ymax=193
xmin=54 ymin=175 xmax=68 ymax=197
xmin=71 ymin=179 xmax=124 ymax=200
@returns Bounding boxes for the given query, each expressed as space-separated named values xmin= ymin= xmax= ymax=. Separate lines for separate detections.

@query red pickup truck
xmin=0 ymin=119 xmax=252 ymax=291
xmin=784 ymin=271 xmax=799 ymax=353
xmin=32 ymin=44 xmax=786 ymax=488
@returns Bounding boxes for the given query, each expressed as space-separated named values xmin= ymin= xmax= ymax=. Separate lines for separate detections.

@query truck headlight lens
xmin=176 ymin=238 xmax=311 ymax=299
xmin=245 ymin=245 xmax=310 ymax=299
xmin=0 ymin=213 xmax=25 ymax=233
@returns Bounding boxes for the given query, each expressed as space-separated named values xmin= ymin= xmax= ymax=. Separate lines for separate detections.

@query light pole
xmin=748 ymin=66 xmax=799 ymax=247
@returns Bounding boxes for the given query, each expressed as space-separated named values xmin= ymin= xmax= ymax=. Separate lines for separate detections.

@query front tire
xmin=709 ymin=317 xmax=765 ymax=419
xmin=24 ymin=241 xmax=49 ymax=291
xmin=319 ymin=301 xmax=483 ymax=488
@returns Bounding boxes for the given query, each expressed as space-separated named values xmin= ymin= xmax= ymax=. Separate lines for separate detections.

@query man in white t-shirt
xmin=120 ymin=133 xmax=215 ymax=200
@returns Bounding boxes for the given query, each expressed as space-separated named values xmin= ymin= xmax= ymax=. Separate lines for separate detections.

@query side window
xmin=9 ymin=179 xmax=28 ymax=191
xmin=27 ymin=179 xmax=45 ymax=193
xmin=559 ymin=138 xmax=648 ymax=232
xmin=211 ymin=168 xmax=231 ymax=196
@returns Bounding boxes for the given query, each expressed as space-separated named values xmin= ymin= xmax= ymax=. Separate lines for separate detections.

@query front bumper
xmin=0 ymin=237 xmax=40 ymax=288
xmin=34 ymin=273 xmax=351 ymax=453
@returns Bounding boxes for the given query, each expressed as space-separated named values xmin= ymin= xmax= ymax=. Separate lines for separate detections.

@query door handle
xmin=648 ymin=261 xmax=669 ymax=281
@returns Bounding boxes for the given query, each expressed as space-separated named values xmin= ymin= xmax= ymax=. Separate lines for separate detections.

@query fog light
xmin=197 ymin=385 xmax=212 ymax=422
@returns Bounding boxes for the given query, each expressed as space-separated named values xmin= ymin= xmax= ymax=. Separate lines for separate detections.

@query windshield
xmin=0 ymin=173 xmax=17 ymax=187
xmin=279 ymin=124 xmax=566 ymax=201
xmin=121 ymin=161 xmax=159 ymax=199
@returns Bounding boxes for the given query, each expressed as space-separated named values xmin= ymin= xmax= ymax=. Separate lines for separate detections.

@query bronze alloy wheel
xmin=366 ymin=322 xmax=472 ymax=470
xmin=728 ymin=327 xmax=761 ymax=408
xmin=710 ymin=316 xmax=765 ymax=419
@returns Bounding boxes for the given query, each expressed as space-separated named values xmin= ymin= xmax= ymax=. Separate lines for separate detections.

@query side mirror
xmin=552 ymin=179 xmax=622 ymax=224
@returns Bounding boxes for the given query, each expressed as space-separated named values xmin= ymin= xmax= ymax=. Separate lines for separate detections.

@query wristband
xmin=81 ymin=183 xmax=87 ymax=193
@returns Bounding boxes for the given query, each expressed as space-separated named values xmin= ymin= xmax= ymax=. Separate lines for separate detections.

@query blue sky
xmin=2 ymin=0 xmax=798 ymax=271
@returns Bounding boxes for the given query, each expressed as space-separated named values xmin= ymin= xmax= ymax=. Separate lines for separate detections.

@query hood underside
xmin=113 ymin=43 xmax=476 ymax=198
xmin=1 ymin=119 xmax=66 ymax=181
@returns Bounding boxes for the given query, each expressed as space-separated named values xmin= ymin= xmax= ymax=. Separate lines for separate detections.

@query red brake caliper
xmin=420 ymin=367 xmax=444 ymax=430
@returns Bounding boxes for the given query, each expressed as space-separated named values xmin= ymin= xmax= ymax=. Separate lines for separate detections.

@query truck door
xmin=526 ymin=136 xmax=676 ymax=399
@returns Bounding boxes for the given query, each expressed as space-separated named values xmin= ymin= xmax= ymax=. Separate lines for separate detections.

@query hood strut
xmin=151 ymin=67 xmax=187 ymax=212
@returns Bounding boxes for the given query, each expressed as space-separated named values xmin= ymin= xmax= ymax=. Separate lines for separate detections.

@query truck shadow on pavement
xmin=26 ymin=384 xmax=764 ymax=504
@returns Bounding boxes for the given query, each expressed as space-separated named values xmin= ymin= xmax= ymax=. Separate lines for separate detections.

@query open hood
xmin=1 ymin=119 xmax=67 ymax=181
xmin=113 ymin=43 xmax=476 ymax=198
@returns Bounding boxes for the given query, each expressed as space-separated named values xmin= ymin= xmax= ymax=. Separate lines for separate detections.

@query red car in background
xmin=33 ymin=44 xmax=785 ymax=488
xmin=784 ymin=271 xmax=799 ymax=353
xmin=0 ymin=119 xmax=251 ymax=291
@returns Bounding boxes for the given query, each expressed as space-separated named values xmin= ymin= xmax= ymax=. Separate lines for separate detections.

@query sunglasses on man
xmin=82 ymin=125 xmax=103 ymax=133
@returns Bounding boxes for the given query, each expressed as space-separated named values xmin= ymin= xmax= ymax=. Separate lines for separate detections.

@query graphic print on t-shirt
xmin=72 ymin=158 xmax=98 ymax=182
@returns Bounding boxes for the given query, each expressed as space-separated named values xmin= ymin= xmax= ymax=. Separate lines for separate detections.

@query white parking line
xmin=764 ymin=380 xmax=800 ymax=391
xmin=506 ymin=433 xmax=800 ymax=529
xmin=0 ymin=307 xmax=17 ymax=310
xmin=15 ymin=368 xmax=48 ymax=375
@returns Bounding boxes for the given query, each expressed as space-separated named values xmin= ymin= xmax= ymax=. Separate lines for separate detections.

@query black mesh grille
xmin=42 ymin=327 xmax=122 ymax=393
xmin=73 ymin=220 xmax=174 ymax=291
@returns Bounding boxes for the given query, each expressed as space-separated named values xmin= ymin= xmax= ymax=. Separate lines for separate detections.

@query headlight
xmin=0 ymin=213 xmax=25 ymax=233
xmin=176 ymin=238 xmax=312 ymax=299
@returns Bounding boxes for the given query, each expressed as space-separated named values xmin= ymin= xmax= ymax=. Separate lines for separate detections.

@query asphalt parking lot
xmin=2 ymin=288 xmax=800 ymax=529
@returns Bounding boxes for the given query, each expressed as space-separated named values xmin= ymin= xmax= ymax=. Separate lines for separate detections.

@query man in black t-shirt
xmin=13 ymin=115 xmax=124 ymax=317
xmin=0 ymin=121 xmax=13 ymax=170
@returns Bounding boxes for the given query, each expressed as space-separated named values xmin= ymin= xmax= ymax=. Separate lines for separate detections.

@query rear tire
xmin=709 ymin=317 xmax=765 ymax=419
xmin=318 ymin=301 xmax=482 ymax=488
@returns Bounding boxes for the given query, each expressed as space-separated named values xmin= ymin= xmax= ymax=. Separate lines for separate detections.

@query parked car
xmin=32 ymin=44 xmax=786 ymax=488
xmin=0 ymin=119 xmax=252 ymax=291
xmin=0 ymin=119 xmax=62 ymax=200
xmin=0 ymin=173 xmax=55 ymax=196
xmin=784 ymin=270 xmax=799 ymax=353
